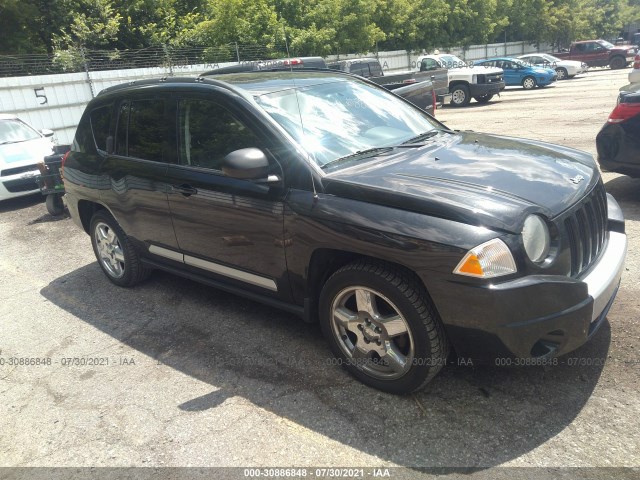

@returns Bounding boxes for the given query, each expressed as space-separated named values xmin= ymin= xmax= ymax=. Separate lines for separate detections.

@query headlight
xmin=522 ymin=215 xmax=550 ymax=263
xmin=453 ymin=238 xmax=517 ymax=278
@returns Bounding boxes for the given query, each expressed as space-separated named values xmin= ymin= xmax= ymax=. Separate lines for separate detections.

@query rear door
xmin=418 ymin=58 xmax=449 ymax=98
xmin=163 ymin=94 xmax=290 ymax=299
xmin=99 ymin=95 xmax=178 ymax=250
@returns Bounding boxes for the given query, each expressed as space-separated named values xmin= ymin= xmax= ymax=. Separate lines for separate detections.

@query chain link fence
xmin=0 ymin=44 xmax=280 ymax=77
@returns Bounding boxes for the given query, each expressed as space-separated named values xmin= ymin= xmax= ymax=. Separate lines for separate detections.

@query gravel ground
xmin=0 ymin=68 xmax=638 ymax=480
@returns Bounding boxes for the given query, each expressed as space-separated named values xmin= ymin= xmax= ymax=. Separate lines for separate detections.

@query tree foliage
xmin=0 ymin=0 xmax=639 ymax=56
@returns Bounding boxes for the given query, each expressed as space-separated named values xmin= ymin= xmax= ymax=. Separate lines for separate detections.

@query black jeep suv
xmin=63 ymin=71 xmax=626 ymax=394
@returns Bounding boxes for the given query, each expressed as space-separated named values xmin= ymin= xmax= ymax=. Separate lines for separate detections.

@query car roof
xmin=0 ymin=114 xmax=19 ymax=120
xmin=205 ymin=71 xmax=353 ymax=96
xmin=480 ymin=57 xmax=519 ymax=61
xmin=97 ymin=71 xmax=358 ymax=100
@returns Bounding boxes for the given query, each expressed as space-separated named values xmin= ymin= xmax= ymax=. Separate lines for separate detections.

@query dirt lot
xmin=1 ymin=68 xmax=638 ymax=479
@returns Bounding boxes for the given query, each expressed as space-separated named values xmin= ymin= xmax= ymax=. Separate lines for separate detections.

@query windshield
xmin=543 ymin=54 xmax=561 ymax=62
xmin=438 ymin=55 xmax=467 ymax=69
xmin=0 ymin=119 xmax=41 ymax=145
xmin=598 ymin=40 xmax=615 ymax=49
xmin=255 ymin=79 xmax=440 ymax=167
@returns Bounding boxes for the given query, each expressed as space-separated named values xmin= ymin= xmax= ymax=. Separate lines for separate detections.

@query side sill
xmin=140 ymin=258 xmax=305 ymax=319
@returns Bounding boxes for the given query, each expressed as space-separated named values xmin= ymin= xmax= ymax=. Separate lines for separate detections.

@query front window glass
xmin=255 ymin=79 xmax=440 ymax=167
xmin=178 ymin=99 xmax=261 ymax=170
xmin=0 ymin=119 xmax=41 ymax=145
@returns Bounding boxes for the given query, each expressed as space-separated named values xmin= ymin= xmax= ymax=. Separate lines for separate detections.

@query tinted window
xmin=127 ymin=99 xmax=166 ymax=161
xmin=350 ymin=63 xmax=369 ymax=76
xmin=90 ymin=106 xmax=111 ymax=152
xmin=115 ymin=102 xmax=129 ymax=156
xmin=178 ymin=99 xmax=261 ymax=171
xmin=369 ymin=63 xmax=383 ymax=76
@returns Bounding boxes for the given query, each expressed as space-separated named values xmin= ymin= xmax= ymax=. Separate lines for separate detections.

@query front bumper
xmin=469 ymin=82 xmax=505 ymax=97
xmin=0 ymin=165 xmax=41 ymax=201
xmin=430 ymin=196 xmax=627 ymax=362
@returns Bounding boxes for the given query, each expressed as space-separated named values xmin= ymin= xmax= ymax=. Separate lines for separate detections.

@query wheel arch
xmin=77 ymin=200 xmax=108 ymax=234
xmin=449 ymin=80 xmax=470 ymax=89
xmin=305 ymin=248 xmax=433 ymax=322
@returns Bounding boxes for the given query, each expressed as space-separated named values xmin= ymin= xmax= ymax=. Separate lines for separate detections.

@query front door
xmin=163 ymin=95 xmax=290 ymax=300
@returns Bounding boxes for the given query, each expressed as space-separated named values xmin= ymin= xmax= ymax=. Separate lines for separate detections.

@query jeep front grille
xmin=564 ymin=182 xmax=608 ymax=277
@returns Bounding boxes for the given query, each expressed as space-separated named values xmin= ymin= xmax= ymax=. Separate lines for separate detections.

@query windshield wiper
xmin=322 ymin=146 xmax=395 ymax=169
xmin=400 ymin=130 xmax=440 ymax=145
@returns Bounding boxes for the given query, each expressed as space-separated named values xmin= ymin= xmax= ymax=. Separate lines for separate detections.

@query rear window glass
xmin=115 ymin=99 xmax=167 ymax=161
xmin=90 ymin=106 xmax=111 ymax=152
xmin=128 ymin=99 xmax=166 ymax=161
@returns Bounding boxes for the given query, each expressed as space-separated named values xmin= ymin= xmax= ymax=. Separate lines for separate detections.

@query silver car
xmin=518 ymin=53 xmax=588 ymax=80
xmin=0 ymin=114 xmax=54 ymax=201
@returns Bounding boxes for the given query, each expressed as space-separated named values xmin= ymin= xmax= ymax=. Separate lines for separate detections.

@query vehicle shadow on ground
xmin=41 ymin=265 xmax=610 ymax=469
xmin=0 ymin=193 xmax=43 ymax=213
xmin=604 ymin=175 xmax=640 ymax=222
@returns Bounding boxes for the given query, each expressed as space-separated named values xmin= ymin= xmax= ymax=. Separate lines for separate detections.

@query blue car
xmin=474 ymin=57 xmax=557 ymax=90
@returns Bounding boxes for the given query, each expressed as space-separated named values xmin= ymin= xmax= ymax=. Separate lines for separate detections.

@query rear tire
xmin=319 ymin=260 xmax=449 ymax=394
xmin=90 ymin=210 xmax=151 ymax=287
xmin=45 ymin=194 xmax=64 ymax=216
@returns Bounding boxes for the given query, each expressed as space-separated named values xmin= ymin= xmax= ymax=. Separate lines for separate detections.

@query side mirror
xmin=222 ymin=148 xmax=272 ymax=180
xmin=40 ymin=129 xmax=54 ymax=138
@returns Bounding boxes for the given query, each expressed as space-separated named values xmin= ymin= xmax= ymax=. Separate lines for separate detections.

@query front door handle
xmin=172 ymin=184 xmax=198 ymax=197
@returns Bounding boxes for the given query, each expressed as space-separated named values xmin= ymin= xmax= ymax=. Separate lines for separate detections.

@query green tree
xmin=0 ymin=0 xmax=46 ymax=54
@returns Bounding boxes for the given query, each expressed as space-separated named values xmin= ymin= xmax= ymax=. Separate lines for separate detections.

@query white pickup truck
xmin=417 ymin=54 xmax=505 ymax=107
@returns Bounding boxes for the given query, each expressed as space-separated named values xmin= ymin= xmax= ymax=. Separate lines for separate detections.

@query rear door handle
xmin=172 ymin=184 xmax=198 ymax=197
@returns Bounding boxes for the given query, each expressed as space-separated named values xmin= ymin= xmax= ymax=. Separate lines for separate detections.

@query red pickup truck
xmin=555 ymin=40 xmax=637 ymax=69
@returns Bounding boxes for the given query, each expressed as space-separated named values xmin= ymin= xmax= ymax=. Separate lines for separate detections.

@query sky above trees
xmin=1 ymin=0 xmax=639 ymax=56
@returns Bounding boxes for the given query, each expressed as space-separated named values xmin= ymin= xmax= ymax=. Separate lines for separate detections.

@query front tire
xmin=319 ymin=261 xmax=449 ymax=394
xmin=555 ymin=67 xmax=568 ymax=80
xmin=522 ymin=76 xmax=537 ymax=90
xmin=473 ymin=94 xmax=494 ymax=104
xmin=450 ymin=84 xmax=471 ymax=107
xmin=45 ymin=194 xmax=64 ymax=216
xmin=609 ymin=56 xmax=626 ymax=70
xmin=90 ymin=210 xmax=150 ymax=287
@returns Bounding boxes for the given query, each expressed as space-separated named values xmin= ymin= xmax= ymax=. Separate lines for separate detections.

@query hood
xmin=0 ymin=137 xmax=53 ymax=169
xmin=323 ymin=131 xmax=598 ymax=233
xmin=453 ymin=65 xmax=503 ymax=76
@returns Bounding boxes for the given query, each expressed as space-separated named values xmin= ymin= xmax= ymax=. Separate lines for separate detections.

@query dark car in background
xmin=555 ymin=39 xmax=637 ymax=69
xmin=596 ymin=83 xmax=640 ymax=177
xmin=63 ymin=71 xmax=626 ymax=394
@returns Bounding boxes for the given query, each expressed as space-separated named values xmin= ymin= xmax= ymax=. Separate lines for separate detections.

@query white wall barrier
xmin=0 ymin=62 xmax=234 ymax=144
xmin=0 ymin=41 xmax=550 ymax=144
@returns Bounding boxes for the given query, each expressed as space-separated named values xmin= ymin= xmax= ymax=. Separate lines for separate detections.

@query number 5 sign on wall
xmin=34 ymin=87 xmax=48 ymax=105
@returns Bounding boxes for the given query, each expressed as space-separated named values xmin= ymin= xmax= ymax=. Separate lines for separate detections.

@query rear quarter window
xmin=90 ymin=105 xmax=112 ymax=153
